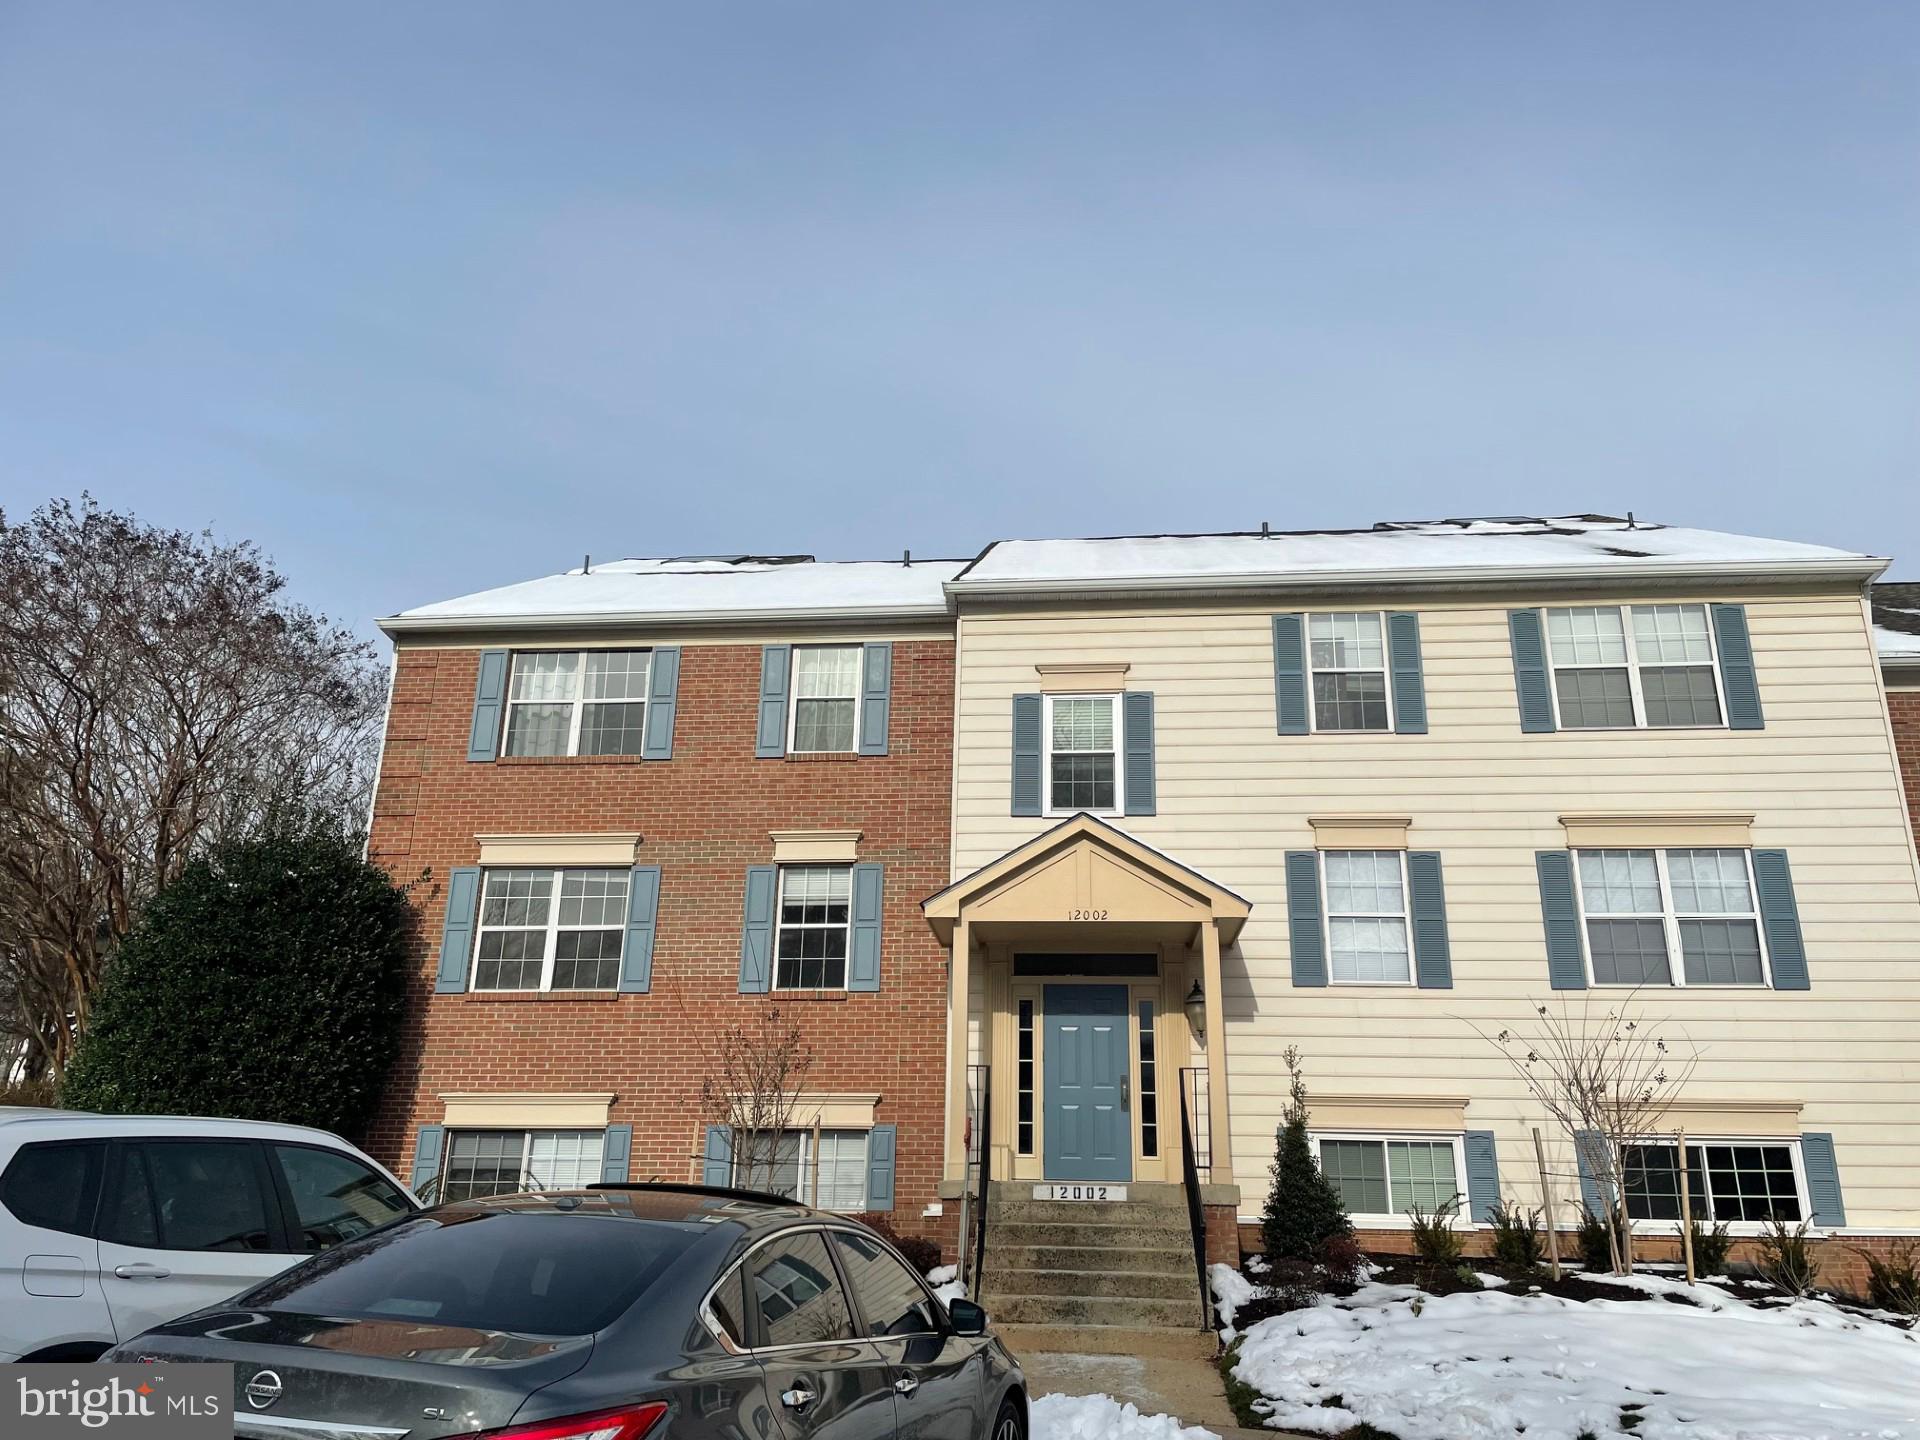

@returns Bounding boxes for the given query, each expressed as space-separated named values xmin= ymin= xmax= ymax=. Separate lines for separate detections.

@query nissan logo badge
xmin=246 ymin=1370 xmax=285 ymax=1410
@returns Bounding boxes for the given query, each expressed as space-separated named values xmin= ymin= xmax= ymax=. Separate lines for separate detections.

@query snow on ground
xmin=1469 ymin=1272 xmax=1508 ymax=1289
xmin=1229 ymin=1277 xmax=1920 ymax=1440
xmin=1210 ymin=1261 xmax=1259 ymax=1336
xmin=924 ymin=1264 xmax=965 ymax=1305
xmin=1031 ymin=1393 xmax=1219 ymax=1440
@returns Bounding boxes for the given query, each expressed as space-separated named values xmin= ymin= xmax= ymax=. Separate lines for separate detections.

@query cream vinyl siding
xmin=952 ymin=590 xmax=1920 ymax=1229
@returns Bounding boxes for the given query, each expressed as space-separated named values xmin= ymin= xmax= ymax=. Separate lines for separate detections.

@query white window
xmin=1323 ymin=850 xmax=1412 ymax=984
xmin=1574 ymin=848 xmax=1768 ymax=987
xmin=1311 ymin=1133 xmax=1465 ymax=1220
xmin=1544 ymin=605 xmax=1722 ymax=730
xmin=775 ymin=865 xmax=852 ymax=990
xmin=504 ymin=650 xmax=652 ymax=756
xmin=790 ymin=647 xmax=862 ymax=753
xmin=1309 ymin=612 xmax=1392 ymax=732
xmin=731 ymin=1129 xmax=869 ymax=1211
xmin=1044 ymin=693 xmax=1121 ymax=815
xmin=441 ymin=1129 xmax=605 ymax=1201
xmin=473 ymin=869 xmax=628 ymax=992
xmin=1621 ymin=1139 xmax=1807 ymax=1226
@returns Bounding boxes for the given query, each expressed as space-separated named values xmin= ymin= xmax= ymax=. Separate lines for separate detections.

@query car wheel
xmin=990 ymin=1398 xmax=1024 ymax=1440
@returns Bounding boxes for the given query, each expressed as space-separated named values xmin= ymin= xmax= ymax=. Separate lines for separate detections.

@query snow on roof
xmin=384 ymin=555 xmax=967 ymax=631
xmin=954 ymin=516 xmax=1881 ymax=592
xmin=1873 ymin=582 xmax=1920 ymax=663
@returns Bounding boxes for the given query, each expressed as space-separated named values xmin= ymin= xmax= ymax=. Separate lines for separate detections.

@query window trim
xmin=699 ymin=1222 xmax=951 ymax=1356
xmin=1308 ymin=1131 xmax=1468 ymax=1227
xmin=503 ymin=648 xmax=653 ymax=758
xmin=1543 ymin=604 xmax=1726 ymax=732
xmin=1319 ymin=849 xmax=1415 ymax=987
xmin=772 ymin=863 xmax=854 ymax=993
xmin=1306 ymin=611 xmax=1395 ymax=734
xmin=1041 ymin=691 xmax=1125 ymax=817
xmin=1571 ymin=847 xmax=1772 ymax=989
xmin=786 ymin=645 xmax=864 ymax=756
xmin=439 ymin=1127 xmax=607 ymax=1202
xmin=469 ymin=867 xmax=628 ymax=994
xmin=1618 ymin=1135 xmax=1814 ymax=1235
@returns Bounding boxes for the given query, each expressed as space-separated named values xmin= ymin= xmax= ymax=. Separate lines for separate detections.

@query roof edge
xmin=377 ymin=600 xmax=957 ymax=638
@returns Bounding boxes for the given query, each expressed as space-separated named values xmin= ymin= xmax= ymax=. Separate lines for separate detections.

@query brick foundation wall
xmin=1890 ymin=687 xmax=1920 ymax=851
xmin=365 ymin=637 xmax=954 ymax=1240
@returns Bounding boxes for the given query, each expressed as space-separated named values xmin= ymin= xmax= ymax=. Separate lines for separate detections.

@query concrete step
xmin=986 ymin=1219 xmax=1196 ymax=1249
xmin=989 ymin=1266 xmax=1197 ymax=1300
xmin=986 ymin=1198 xmax=1195 ymax=1227
xmin=977 ymin=1292 xmax=1208 ymax=1329
xmin=993 ymin=1244 xmax=1195 ymax=1275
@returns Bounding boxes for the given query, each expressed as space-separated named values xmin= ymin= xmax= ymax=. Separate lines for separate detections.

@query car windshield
xmin=242 ymin=1211 xmax=699 ymax=1336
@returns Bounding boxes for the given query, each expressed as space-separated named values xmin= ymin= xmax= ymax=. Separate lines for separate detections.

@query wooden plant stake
xmin=1533 ymin=1127 xmax=1561 ymax=1281
xmin=1677 ymin=1128 xmax=1697 ymax=1285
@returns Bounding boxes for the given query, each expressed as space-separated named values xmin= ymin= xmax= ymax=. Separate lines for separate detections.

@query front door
xmin=1043 ymin=984 xmax=1132 ymax=1182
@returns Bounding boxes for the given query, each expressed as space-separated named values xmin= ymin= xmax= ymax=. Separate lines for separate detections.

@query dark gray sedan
xmin=103 ymin=1185 xmax=1025 ymax=1440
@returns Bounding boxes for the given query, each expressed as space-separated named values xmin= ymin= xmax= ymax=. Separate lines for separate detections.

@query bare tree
xmin=1471 ymin=994 xmax=1700 ymax=1275
xmin=0 ymin=497 xmax=384 ymax=1081
xmin=696 ymin=1005 xmax=814 ymax=1195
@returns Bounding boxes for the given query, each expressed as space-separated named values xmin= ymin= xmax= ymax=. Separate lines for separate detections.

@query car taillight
xmin=477 ymin=1402 xmax=669 ymax=1440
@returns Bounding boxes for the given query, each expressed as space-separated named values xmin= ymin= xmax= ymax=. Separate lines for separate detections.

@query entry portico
xmin=923 ymin=814 xmax=1248 ymax=1193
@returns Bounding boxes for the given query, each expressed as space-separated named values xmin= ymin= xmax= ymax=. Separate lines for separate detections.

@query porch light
xmin=1183 ymin=980 xmax=1206 ymax=1038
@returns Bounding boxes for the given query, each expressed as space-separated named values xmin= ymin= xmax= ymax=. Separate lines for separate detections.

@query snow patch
xmin=1031 ymin=1393 xmax=1220 ymax=1440
xmin=1210 ymin=1262 xmax=1260 ymax=1337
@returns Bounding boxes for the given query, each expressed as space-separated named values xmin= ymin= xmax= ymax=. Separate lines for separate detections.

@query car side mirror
xmin=946 ymin=1298 xmax=987 ymax=1336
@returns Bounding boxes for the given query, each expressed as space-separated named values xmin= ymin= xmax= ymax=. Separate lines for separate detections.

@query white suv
xmin=0 ymin=1108 xmax=418 ymax=1361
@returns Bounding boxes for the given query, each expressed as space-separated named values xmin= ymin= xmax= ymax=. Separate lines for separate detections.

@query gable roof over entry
xmin=922 ymin=813 xmax=1251 ymax=946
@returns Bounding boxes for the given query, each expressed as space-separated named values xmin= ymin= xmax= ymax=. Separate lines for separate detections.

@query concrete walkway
xmin=998 ymin=1325 xmax=1312 ymax=1440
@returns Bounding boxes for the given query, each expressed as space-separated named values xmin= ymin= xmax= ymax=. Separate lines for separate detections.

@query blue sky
xmin=2 ymin=2 xmax=1915 ymax=637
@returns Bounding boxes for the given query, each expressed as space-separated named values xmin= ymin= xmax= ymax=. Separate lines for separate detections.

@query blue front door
xmin=1043 ymin=984 xmax=1132 ymax=1182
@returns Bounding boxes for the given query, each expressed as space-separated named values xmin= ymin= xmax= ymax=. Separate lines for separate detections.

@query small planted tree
xmin=697 ymin=1006 xmax=814 ymax=1195
xmin=1261 ymin=1047 xmax=1355 ymax=1283
xmin=1473 ymin=996 xmax=1698 ymax=1275
xmin=60 ymin=825 xmax=412 ymax=1136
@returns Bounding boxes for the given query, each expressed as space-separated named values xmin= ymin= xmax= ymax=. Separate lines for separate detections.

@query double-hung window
xmin=1309 ymin=613 xmax=1392 ymax=731
xmin=473 ymin=869 xmax=628 ymax=991
xmin=1323 ymin=850 xmax=1413 ymax=984
xmin=441 ymin=1129 xmax=606 ymax=1201
xmin=790 ymin=647 xmax=861 ymax=753
xmin=1313 ymin=1134 xmax=1464 ymax=1220
xmin=1575 ymin=848 xmax=1767 ymax=987
xmin=1544 ymin=605 xmax=1722 ymax=729
xmin=774 ymin=865 xmax=851 ymax=990
xmin=1045 ymin=694 xmax=1120 ymax=814
xmin=731 ymin=1129 xmax=869 ymax=1210
xmin=1621 ymin=1140 xmax=1806 ymax=1225
xmin=504 ymin=650 xmax=651 ymax=756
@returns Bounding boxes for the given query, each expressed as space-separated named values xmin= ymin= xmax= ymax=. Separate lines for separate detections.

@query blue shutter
xmin=756 ymin=645 xmax=791 ymax=758
xmin=848 ymin=863 xmax=884 ymax=992
xmin=1508 ymin=610 xmax=1556 ymax=733
xmin=434 ymin=867 xmax=482 ymax=994
xmin=600 ymin=1124 xmax=632 ymax=1184
xmin=1122 ymin=691 xmax=1156 ymax=816
xmin=641 ymin=647 xmax=680 ymax=759
xmin=1388 ymin=612 xmax=1428 ymax=735
xmin=467 ymin=650 xmax=509 ymax=761
xmin=1712 ymin=603 xmax=1764 ymax=730
xmin=619 ymin=865 xmax=661 ymax=993
xmin=1285 ymin=851 xmax=1326 ymax=987
xmin=866 ymin=1124 xmax=897 ymax=1212
xmin=1011 ymin=694 xmax=1043 ymax=816
xmin=738 ymin=866 xmax=777 ymax=993
xmin=1407 ymin=851 xmax=1453 ymax=989
xmin=703 ymin=1126 xmax=733 ymax=1188
xmin=410 ymin=1125 xmax=445 ymax=1195
xmin=1801 ymin=1133 xmax=1847 ymax=1227
xmin=858 ymin=642 xmax=892 ymax=756
xmin=1463 ymin=1130 xmax=1499 ymax=1223
xmin=1536 ymin=851 xmax=1587 ymax=990
xmin=1573 ymin=1130 xmax=1607 ymax=1216
xmin=1272 ymin=614 xmax=1309 ymax=735
xmin=1753 ymin=849 xmax=1809 ymax=990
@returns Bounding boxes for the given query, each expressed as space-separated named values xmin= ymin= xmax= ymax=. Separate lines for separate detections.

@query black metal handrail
xmin=1178 ymin=1065 xmax=1212 ymax=1329
xmin=968 ymin=1063 xmax=991 ymax=1297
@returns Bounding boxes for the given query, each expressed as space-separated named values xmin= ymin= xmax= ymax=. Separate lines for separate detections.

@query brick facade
xmin=364 ymin=636 xmax=955 ymax=1241
xmin=1889 ymin=685 xmax=1920 ymax=851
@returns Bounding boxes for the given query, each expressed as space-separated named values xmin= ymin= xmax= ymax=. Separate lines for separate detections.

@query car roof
xmin=0 ymin=1108 xmax=359 ymax=1147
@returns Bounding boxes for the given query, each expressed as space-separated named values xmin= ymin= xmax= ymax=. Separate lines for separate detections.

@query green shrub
xmin=1488 ymin=1200 xmax=1544 ymax=1269
xmin=62 ymin=826 xmax=413 ymax=1137
xmin=1407 ymin=1196 xmax=1465 ymax=1266
xmin=1260 ymin=1048 xmax=1353 ymax=1267
xmin=1576 ymin=1206 xmax=1620 ymax=1272
xmin=1855 ymin=1240 xmax=1920 ymax=1316
xmin=1754 ymin=1216 xmax=1819 ymax=1296
xmin=1686 ymin=1216 xmax=1735 ymax=1277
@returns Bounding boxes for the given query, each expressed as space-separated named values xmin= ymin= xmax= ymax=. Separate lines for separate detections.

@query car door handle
xmin=113 ymin=1264 xmax=172 ymax=1280
xmin=894 ymin=1376 xmax=919 ymax=1397
xmin=781 ymin=1387 xmax=817 ymax=1410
